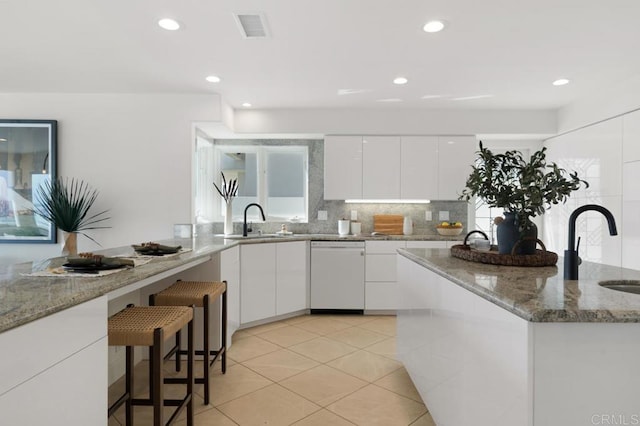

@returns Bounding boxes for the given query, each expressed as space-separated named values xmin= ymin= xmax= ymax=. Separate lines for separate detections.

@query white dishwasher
xmin=310 ymin=240 xmax=365 ymax=313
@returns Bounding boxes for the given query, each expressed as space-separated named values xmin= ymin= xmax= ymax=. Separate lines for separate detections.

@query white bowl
xmin=436 ymin=227 xmax=463 ymax=236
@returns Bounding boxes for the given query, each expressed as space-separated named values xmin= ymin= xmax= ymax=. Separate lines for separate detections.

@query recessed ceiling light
xmin=0 ymin=138 xmax=6 ymax=142
xmin=205 ymin=75 xmax=221 ymax=83
xmin=242 ymin=103 xmax=252 ymax=108
xmin=553 ymin=78 xmax=570 ymax=86
xmin=421 ymin=94 xmax=445 ymax=99
xmin=376 ymin=98 xmax=403 ymax=103
xmin=393 ymin=77 xmax=408 ymax=85
xmin=158 ymin=18 xmax=181 ymax=31
xmin=423 ymin=20 xmax=445 ymax=33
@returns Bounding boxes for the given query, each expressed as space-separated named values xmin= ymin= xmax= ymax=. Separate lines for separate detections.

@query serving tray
xmin=450 ymin=238 xmax=558 ymax=267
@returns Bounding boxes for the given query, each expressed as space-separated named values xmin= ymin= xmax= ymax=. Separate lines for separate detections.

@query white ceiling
xmin=2 ymin=0 xmax=640 ymax=111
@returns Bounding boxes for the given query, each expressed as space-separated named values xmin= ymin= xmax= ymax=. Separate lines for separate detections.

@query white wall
xmin=0 ymin=93 xmax=221 ymax=264
xmin=544 ymin=72 xmax=640 ymax=270
xmin=558 ymin=74 xmax=640 ymax=134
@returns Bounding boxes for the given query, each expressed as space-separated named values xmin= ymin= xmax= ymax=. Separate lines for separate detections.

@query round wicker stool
xmin=108 ymin=305 xmax=195 ymax=426
xmin=150 ymin=280 xmax=227 ymax=405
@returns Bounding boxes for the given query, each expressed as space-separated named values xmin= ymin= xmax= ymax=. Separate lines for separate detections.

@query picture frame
xmin=0 ymin=119 xmax=57 ymax=243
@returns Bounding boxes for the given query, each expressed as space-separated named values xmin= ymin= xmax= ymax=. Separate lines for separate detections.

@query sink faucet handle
xmin=248 ymin=221 xmax=253 ymax=233
xmin=576 ymin=236 xmax=582 ymax=265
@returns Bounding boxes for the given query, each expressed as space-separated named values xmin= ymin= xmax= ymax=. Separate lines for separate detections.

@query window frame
xmin=212 ymin=144 xmax=309 ymax=223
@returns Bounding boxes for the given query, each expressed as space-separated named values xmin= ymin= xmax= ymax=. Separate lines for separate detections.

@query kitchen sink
xmin=223 ymin=234 xmax=281 ymax=240
xmin=598 ymin=280 xmax=640 ymax=295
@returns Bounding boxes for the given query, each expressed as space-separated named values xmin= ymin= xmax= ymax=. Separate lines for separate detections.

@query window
xmin=195 ymin=141 xmax=308 ymax=223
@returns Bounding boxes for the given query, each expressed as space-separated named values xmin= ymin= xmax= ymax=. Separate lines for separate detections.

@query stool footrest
xmin=175 ymin=348 xmax=225 ymax=367
xmin=131 ymin=396 xmax=191 ymax=407
xmin=108 ymin=392 xmax=130 ymax=417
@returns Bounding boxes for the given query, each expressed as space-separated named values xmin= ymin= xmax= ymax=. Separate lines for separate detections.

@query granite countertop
xmin=399 ymin=248 xmax=640 ymax=323
xmin=0 ymin=233 xmax=459 ymax=334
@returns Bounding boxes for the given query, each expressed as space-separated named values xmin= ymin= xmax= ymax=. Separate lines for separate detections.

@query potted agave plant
xmin=459 ymin=142 xmax=588 ymax=255
xmin=33 ymin=177 xmax=110 ymax=256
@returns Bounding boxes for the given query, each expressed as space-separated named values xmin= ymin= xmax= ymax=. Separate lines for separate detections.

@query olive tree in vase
xmin=213 ymin=173 xmax=238 ymax=236
xmin=459 ymin=142 xmax=588 ymax=255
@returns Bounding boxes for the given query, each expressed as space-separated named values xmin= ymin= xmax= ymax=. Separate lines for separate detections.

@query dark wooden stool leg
xmin=222 ymin=284 xmax=227 ymax=374
xmin=152 ymin=328 xmax=164 ymax=426
xmin=203 ymin=294 xmax=211 ymax=405
xmin=175 ymin=330 xmax=182 ymax=372
xmin=125 ymin=345 xmax=134 ymax=426
xmin=187 ymin=313 xmax=195 ymax=426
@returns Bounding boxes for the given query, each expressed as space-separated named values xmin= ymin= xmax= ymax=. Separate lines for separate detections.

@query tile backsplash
xmin=197 ymin=138 xmax=469 ymax=236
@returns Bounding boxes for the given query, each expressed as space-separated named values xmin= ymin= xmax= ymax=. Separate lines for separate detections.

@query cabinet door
xmin=401 ymin=136 xmax=438 ymax=199
xmin=324 ymin=135 xmax=363 ymax=200
xmin=276 ymin=241 xmax=309 ymax=315
xmin=240 ymin=243 xmax=276 ymax=324
xmin=220 ymin=245 xmax=240 ymax=346
xmin=437 ymin=136 xmax=477 ymax=200
xmin=362 ymin=136 xmax=401 ymax=199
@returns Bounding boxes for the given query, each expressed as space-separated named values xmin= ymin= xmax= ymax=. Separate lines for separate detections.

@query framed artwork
xmin=0 ymin=119 xmax=57 ymax=243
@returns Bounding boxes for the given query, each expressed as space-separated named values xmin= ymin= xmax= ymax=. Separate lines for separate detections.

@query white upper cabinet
xmin=324 ymin=135 xmax=363 ymax=200
xmin=324 ymin=134 xmax=476 ymax=201
xmin=437 ymin=136 xmax=477 ymax=200
xmin=401 ymin=136 xmax=438 ymax=199
xmin=363 ymin=136 xmax=401 ymax=199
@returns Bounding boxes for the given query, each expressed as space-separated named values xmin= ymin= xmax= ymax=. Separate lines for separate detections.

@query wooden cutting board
xmin=373 ymin=215 xmax=404 ymax=235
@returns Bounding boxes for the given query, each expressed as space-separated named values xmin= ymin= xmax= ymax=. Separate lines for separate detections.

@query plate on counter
xmin=62 ymin=263 xmax=128 ymax=273
xmin=132 ymin=243 xmax=182 ymax=256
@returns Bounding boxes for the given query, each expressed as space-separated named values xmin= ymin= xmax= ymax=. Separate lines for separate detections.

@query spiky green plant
xmin=33 ymin=177 xmax=110 ymax=243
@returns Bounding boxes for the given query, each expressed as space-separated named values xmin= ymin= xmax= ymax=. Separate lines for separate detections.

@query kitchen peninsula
xmin=0 ymin=232 xmax=458 ymax=425
xmin=397 ymin=248 xmax=640 ymax=426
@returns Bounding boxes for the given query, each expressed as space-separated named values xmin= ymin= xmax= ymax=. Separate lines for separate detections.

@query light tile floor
xmin=108 ymin=314 xmax=436 ymax=425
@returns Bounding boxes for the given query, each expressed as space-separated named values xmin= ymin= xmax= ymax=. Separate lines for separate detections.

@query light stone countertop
xmin=0 ymin=233 xmax=459 ymax=334
xmin=399 ymin=248 xmax=640 ymax=323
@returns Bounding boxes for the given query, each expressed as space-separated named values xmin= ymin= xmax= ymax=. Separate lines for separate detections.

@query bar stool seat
xmin=151 ymin=280 xmax=227 ymax=405
xmin=108 ymin=305 xmax=195 ymax=426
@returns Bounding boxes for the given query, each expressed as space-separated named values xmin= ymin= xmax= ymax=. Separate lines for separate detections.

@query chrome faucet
xmin=243 ymin=203 xmax=266 ymax=237
xmin=564 ymin=204 xmax=617 ymax=280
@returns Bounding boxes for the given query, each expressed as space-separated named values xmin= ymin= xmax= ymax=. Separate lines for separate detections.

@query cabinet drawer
xmin=366 ymin=254 xmax=397 ymax=282
xmin=366 ymin=240 xmax=406 ymax=254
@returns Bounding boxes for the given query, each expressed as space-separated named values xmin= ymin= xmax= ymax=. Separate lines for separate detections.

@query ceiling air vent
xmin=233 ymin=13 xmax=270 ymax=38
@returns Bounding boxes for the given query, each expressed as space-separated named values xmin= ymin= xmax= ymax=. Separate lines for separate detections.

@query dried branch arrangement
xmin=213 ymin=172 xmax=238 ymax=203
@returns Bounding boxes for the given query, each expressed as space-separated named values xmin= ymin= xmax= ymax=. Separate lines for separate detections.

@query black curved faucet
xmin=243 ymin=203 xmax=266 ymax=237
xmin=564 ymin=204 xmax=617 ymax=280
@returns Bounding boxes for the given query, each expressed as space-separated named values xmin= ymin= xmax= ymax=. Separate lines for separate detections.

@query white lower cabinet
xmin=0 ymin=296 xmax=108 ymax=425
xmin=365 ymin=241 xmax=406 ymax=310
xmin=240 ymin=243 xmax=277 ymax=324
xmin=276 ymin=241 xmax=309 ymax=315
xmin=240 ymin=241 xmax=309 ymax=325
xmin=220 ymin=245 xmax=241 ymax=346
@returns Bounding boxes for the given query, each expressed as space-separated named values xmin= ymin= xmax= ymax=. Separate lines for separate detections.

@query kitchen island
xmin=397 ymin=248 xmax=640 ymax=426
